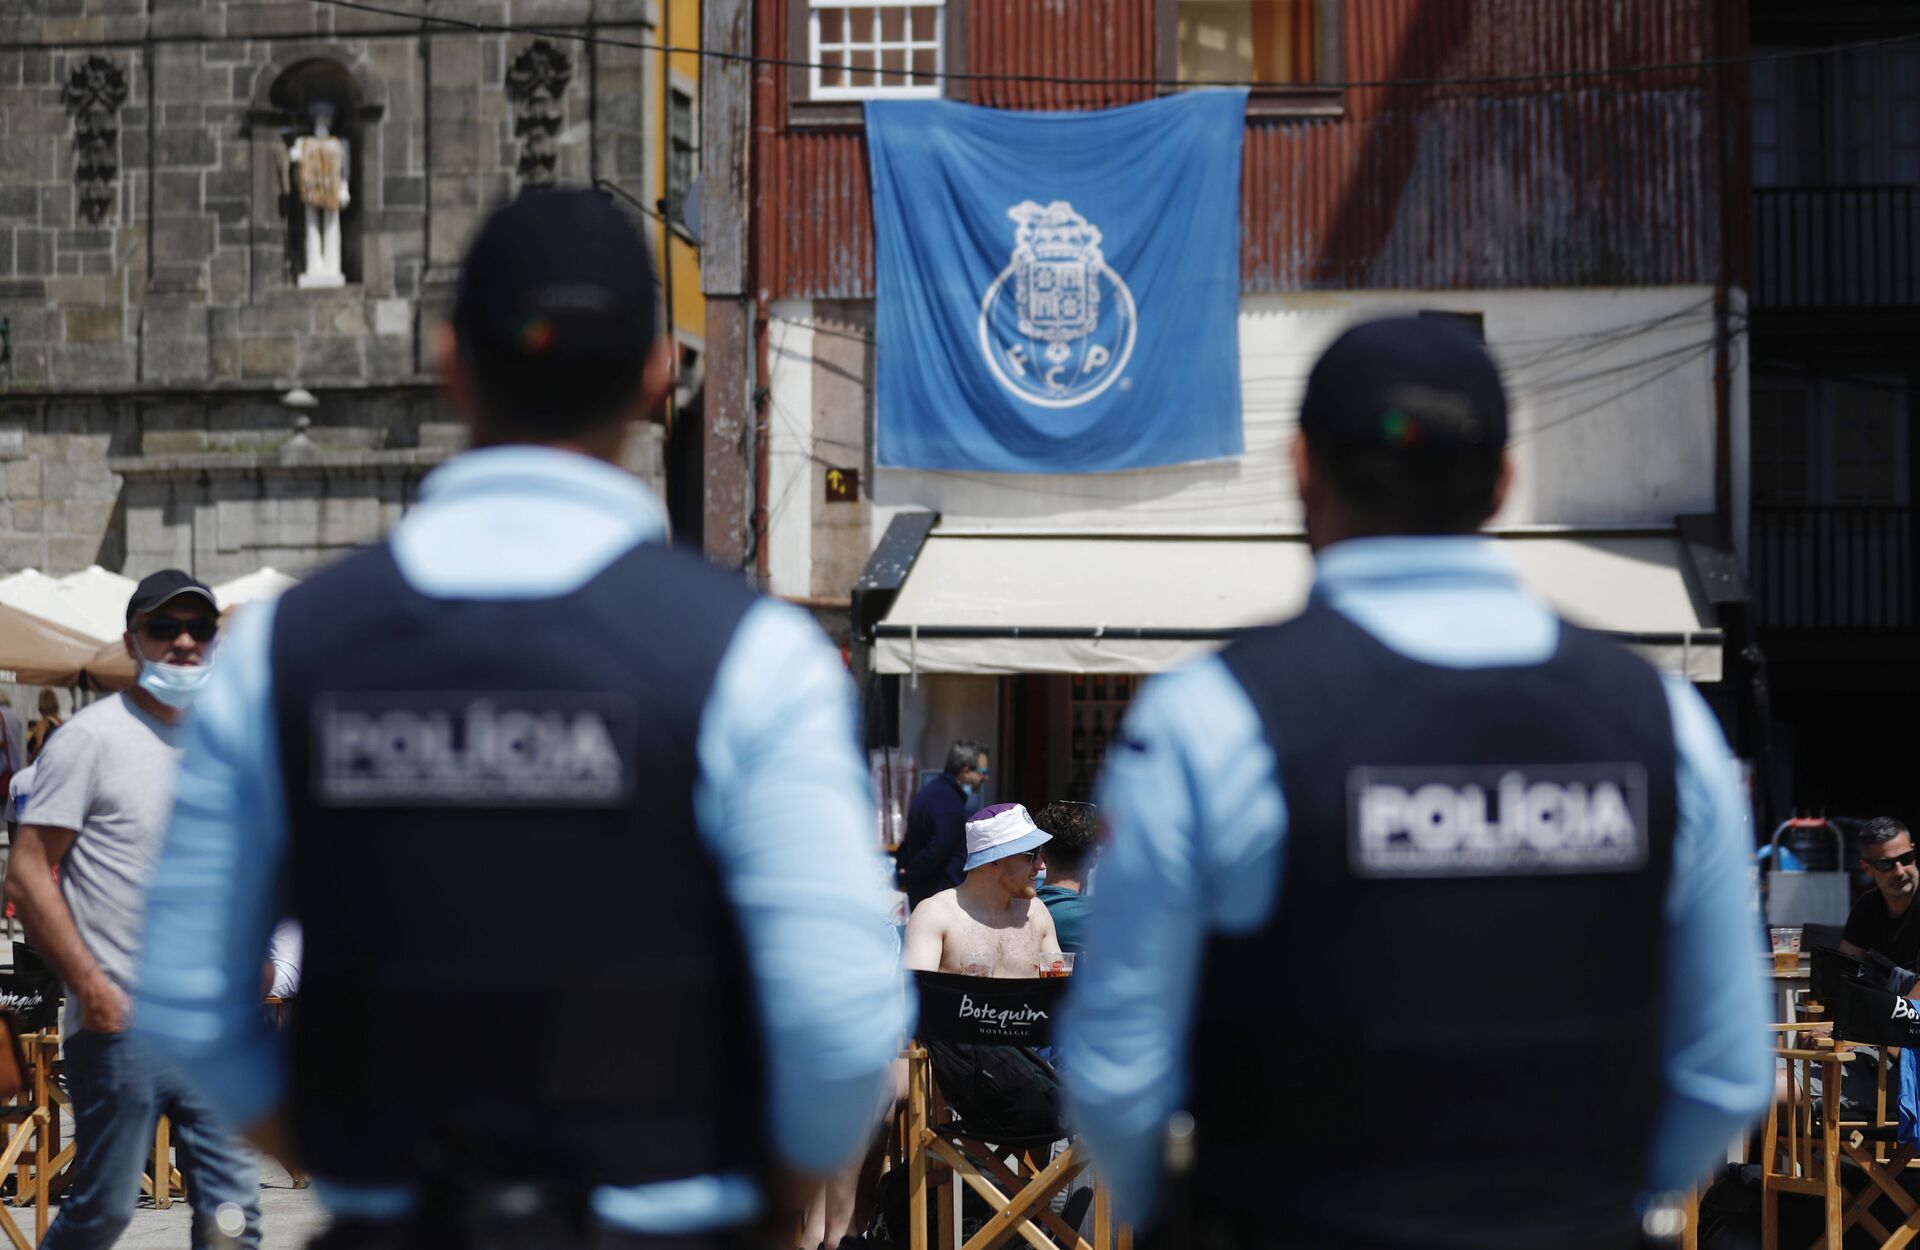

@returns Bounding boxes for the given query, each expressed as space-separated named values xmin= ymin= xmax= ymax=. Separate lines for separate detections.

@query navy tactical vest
xmin=1194 ymin=603 xmax=1678 ymax=1250
xmin=270 ymin=539 xmax=766 ymax=1191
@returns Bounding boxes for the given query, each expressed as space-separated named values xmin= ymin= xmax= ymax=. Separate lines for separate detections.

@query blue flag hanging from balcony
xmin=866 ymin=92 xmax=1248 ymax=473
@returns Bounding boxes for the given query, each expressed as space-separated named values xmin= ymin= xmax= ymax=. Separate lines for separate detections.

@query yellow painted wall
xmin=656 ymin=0 xmax=705 ymax=359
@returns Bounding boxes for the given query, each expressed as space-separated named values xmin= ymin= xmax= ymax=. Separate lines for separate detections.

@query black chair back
xmin=0 ymin=962 xmax=57 ymax=1034
xmin=1832 ymin=972 xmax=1920 ymax=1048
xmin=1804 ymin=923 xmax=1845 ymax=953
xmin=912 ymin=971 xmax=1066 ymax=1047
xmin=1808 ymin=938 xmax=1863 ymax=1010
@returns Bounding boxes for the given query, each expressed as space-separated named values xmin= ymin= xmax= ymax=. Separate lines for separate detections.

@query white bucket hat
xmin=964 ymin=803 xmax=1051 ymax=872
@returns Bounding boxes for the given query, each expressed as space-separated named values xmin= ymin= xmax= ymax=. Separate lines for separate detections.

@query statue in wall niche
xmin=62 ymin=55 xmax=129 ymax=225
xmin=290 ymin=102 xmax=350 ymax=288
xmin=506 ymin=41 xmax=572 ymax=187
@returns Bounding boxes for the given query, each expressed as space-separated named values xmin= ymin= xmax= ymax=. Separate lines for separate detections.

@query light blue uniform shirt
xmin=133 ymin=446 xmax=912 ymax=1232
xmin=1060 ymin=536 xmax=1773 ymax=1225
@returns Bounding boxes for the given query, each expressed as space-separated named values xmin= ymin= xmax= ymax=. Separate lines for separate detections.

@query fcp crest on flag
xmin=978 ymin=201 xmax=1138 ymax=409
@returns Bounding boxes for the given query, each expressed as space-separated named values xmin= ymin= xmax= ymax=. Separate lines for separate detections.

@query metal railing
xmin=1753 ymin=186 xmax=1919 ymax=308
xmin=1752 ymin=505 xmax=1916 ymax=630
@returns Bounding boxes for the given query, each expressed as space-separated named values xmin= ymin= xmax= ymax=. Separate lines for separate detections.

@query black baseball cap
xmin=126 ymin=569 xmax=216 ymax=624
xmin=1300 ymin=316 xmax=1508 ymax=453
xmin=452 ymin=187 xmax=659 ymax=368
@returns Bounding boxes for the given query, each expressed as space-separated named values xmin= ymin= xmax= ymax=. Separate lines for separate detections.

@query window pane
xmin=1177 ymin=0 xmax=1311 ymax=86
xmin=1751 ymin=387 xmax=1812 ymax=507
xmin=1895 ymin=51 xmax=1919 ymax=93
xmin=1833 ymin=384 xmax=1900 ymax=505
xmin=810 ymin=0 xmax=943 ymax=98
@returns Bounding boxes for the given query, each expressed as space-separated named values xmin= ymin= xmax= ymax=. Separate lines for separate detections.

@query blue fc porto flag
xmin=866 ymin=92 xmax=1248 ymax=473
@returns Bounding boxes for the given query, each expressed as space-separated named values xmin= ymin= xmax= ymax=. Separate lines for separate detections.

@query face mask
xmin=961 ymin=783 xmax=976 ymax=798
xmin=137 ymin=658 xmax=213 ymax=710
xmin=1034 ymin=861 xmax=1047 ymax=886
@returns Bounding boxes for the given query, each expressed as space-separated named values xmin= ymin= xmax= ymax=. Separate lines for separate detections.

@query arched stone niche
xmin=245 ymin=49 xmax=388 ymax=294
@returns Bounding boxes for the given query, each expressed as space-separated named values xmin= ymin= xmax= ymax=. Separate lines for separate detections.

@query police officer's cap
xmin=452 ymin=187 xmax=659 ymax=367
xmin=1300 ymin=316 xmax=1507 ymax=454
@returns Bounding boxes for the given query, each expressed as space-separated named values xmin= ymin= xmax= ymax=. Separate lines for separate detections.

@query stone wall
xmin=0 ymin=387 xmax=665 ymax=580
xmin=0 ymin=0 xmax=669 ymax=582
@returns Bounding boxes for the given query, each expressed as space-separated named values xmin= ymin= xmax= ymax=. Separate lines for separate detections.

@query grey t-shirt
xmin=20 ymin=693 xmax=186 ymax=1029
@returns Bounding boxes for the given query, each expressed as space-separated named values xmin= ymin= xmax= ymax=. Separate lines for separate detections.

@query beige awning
xmin=869 ymin=530 xmax=1723 ymax=682
xmin=0 ymin=605 xmax=114 ymax=687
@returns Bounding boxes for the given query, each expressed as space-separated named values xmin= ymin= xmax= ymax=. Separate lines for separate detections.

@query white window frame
xmin=666 ymin=70 xmax=699 ymax=226
xmin=808 ymin=0 xmax=946 ymax=102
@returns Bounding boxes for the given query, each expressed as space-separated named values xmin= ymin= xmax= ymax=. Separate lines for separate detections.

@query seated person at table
xmin=905 ymin=803 xmax=1060 ymax=977
xmin=1839 ymin=817 xmax=1920 ymax=982
xmin=1034 ymin=800 xmax=1096 ymax=955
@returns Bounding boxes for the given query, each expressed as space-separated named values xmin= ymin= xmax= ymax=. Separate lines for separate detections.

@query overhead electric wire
xmin=12 ymin=0 xmax=1904 ymax=96
xmin=299 ymin=1 xmax=1920 ymax=94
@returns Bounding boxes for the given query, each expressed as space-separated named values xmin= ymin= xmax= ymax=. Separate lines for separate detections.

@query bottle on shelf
xmin=1071 ymin=673 xmax=1087 ymax=700
xmin=1091 ymin=710 xmax=1108 ymax=763
xmin=1115 ymin=673 xmax=1131 ymax=700
xmin=1092 ymin=672 xmax=1108 ymax=701
xmin=1072 ymin=711 xmax=1087 ymax=762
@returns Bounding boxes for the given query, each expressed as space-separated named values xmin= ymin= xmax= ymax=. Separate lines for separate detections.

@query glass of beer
xmin=1039 ymin=952 xmax=1075 ymax=978
xmin=1770 ymin=927 xmax=1801 ymax=973
xmin=958 ymin=951 xmax=994 ymax=978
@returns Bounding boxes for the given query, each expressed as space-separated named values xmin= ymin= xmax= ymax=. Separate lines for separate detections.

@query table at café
xmin=1769 ymin=955 xmax=1812 ymax=1024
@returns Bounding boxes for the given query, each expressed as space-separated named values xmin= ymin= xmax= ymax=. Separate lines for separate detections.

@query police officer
xmin=132 ymin=189 xmax=909 ymax=1248
xmin=1060 ymin=316 xmax=1772 ymax=1250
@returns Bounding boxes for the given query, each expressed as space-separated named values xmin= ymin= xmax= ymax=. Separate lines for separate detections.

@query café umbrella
xmin=0 ymin=603 xmax=109 ymax=687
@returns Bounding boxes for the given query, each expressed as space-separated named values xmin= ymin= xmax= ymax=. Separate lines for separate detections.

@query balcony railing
xmin=1752 ymin=506 xmax=1916 ymax=631
xmin=1753 ymin=186 xmax=1919 ymax=308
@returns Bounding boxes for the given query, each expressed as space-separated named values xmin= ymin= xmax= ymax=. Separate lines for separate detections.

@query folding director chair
xmin=0 ymin=1022 xmax=62 ymax=1250
xmin=1764 ymin=964 xmax=1920 ymax=1250
xmin=1820 ymin=971 xmax=1920 ymax=1249
xmin=904 ymin=971 xmax=1128 ymax=1250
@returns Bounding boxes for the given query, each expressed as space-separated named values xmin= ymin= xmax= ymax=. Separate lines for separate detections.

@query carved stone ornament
xmin=62 ymin=55 xmax=130 ymax=225
xmin=505 ymin=40 xmax=572 ymax=187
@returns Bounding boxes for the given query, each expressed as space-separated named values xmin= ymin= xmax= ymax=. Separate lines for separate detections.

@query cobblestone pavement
xmin=43 ymin=1159 xmax=330 ymax=1250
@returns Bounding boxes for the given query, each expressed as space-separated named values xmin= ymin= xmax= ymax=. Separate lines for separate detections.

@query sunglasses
xmin=1867 ymin=850 xmax=1918 ymax=873
xmin=141 ymin=616 xmax=218 ymax=644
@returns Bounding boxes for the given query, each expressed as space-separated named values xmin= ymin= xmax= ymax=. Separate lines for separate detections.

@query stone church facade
xmin=0 ymin=0 xmax=669 ymax=585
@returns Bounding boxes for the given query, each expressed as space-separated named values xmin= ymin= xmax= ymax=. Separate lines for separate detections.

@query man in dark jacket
xmin=897 ymin=739 xmax=987 ymax=910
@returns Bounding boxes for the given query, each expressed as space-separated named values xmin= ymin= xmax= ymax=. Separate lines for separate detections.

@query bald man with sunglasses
xmin=1839 ymin=818 xmax=1920 ymax=980
xmin=5 ymin=569 xmax=263 ymax=1250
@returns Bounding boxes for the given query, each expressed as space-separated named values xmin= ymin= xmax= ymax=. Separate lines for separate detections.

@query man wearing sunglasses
xmin=5 ymin=570 xmax=264 ymax=1250
xmin=1839 ymin=818 xmax=1920 ymax=977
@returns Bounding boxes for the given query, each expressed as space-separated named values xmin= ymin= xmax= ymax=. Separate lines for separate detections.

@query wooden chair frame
xmin=1761 ymin=1025 xmax=1848 ymax=1250
xmin=1762 ymin=1015 xmax=1920 ymax=1250
xmin=903 ymin=1044 xmax=1131 ymax=1250
xmin=0 ymin=1032 xmax=68 ymax=1250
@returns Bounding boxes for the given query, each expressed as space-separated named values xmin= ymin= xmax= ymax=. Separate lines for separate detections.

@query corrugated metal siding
xmin=761 ymin=0 xmax=1720 ymax=298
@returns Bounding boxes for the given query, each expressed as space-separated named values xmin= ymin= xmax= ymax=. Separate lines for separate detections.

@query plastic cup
xmin=1040 ymin=952 xmax=1075 ymax=978
xmin=1770 ymin=927 xmax=1801 ymax=972
xmin=958 ymin=951 xmax=994 ymax=978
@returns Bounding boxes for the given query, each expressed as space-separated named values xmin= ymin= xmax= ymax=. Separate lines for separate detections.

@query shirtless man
xmin=905 ymin=803 xmax=1061 ymax=976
